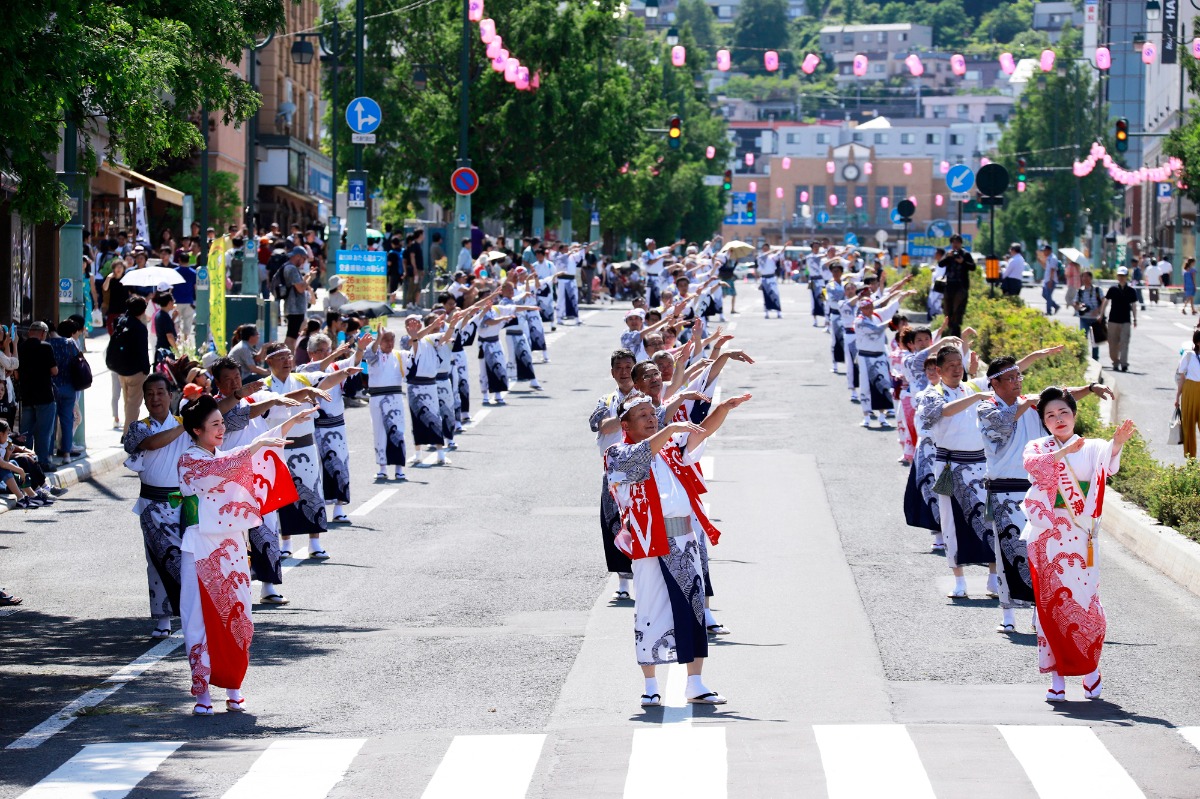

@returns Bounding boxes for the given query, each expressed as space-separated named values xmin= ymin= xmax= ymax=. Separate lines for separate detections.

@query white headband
xmin=619 ymin=394 xmax=655 ymax=419
xmin=988 ymin=364 xmax=1020 ymax=382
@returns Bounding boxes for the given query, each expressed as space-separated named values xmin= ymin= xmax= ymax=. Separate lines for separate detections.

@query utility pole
xmin=195 ymin=107 xmax=211 ymax=350
xmin=346 ymin=0 xmax=368 ymax=250
xmin=453 ymin=0 xmax=473 ymax=257
xmin=58 ymin=121 xmax=87 ymax=452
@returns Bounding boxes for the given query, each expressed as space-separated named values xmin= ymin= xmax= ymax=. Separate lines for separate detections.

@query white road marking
xmin=421 ymin=734 xmax=546 ymax=799
xmin=16 ymin=741 xmax=184 ymax=798
xmin=350 ymin=489 xmax=398 ymax=517
xmin=1179 ymin=727 xmax=1200 ymax=753
xmin=623 ymin=727 xmax=726 ymax=798
xmin=222 ymin=738 xmax=366 ymax=799
xmin=814 ymin=724 xmax=935 ymax=799
xmin=1174 ymin=322 xmax=1196 ymax=332
xmin=724 ymin=322 xmax=738 ymax=332
xmin=463 ymin=408 xmax=491 ymax=428
xmin=660 ymin=663 xmax=692 ymax=725
xmin=998 ymin=725 xmax=1145 ymax=798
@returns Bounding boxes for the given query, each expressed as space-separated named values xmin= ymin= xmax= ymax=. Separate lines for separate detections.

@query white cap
xmin=1116 ymin=266 xmax=1129 ymax=275
xmin=624 ymin=308 xmax=646 ymax=319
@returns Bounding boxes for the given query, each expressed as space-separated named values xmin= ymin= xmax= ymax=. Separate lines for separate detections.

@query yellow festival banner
xmin=208 ymin=235 xmax=228 ymax=354
xmin=336 ymin=249 xmax=388 ymax=302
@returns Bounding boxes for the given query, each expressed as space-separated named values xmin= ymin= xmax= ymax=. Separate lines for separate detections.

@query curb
xmin=1104 ymin=492 xmax=1200 ymax=600
xmin=1 ymin=447 xmax=127 ymax=517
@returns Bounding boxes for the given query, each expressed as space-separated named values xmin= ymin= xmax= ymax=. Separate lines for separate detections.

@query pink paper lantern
xmin=749 ymin=181 xmax=757 ymax=192
xmin=906 ymin=54 xmax=924 ymax=77
xmin=765 ymin=51 xmax=779 ymax=72
xmin=782 ymin=157 xmax=792 ymax=170
xmin=800 ymin=191 xmax=809 ymax=202
xmin=1142 ymin=42 xmax=1157 ymax=65
xmin=671 ymin=45 xmax=686 ymax=67
xmin=853 ymin=54 xmax=868 ymax=77
xmin=486 ymin=36 xmax=503 ymax=59
xmin=1018 ymin=181 xmax=1026 ymax=192
xmin=829 ymin=195 xmax=838 ymax=206
xmin=980 ymin=157 xmax=991 ymax=166
xmin=999 ymin=52 xmax=1016 ymax=75
xmin=854 ymin=195 xmax=863 ymax=208
xmin=1039 ymin=49 xmax=1055 ymax=72
xmin=492 ymin=54 xmax=507 ymax=72
xmin=940 ymin=161 xmax=950 ymax=174
xmin=950 ymin=54 xmax=966 ymax=76
xmin=505 ymin=58 xmax=520 ymax=83
xmin=880 ymin=196 xmax=889 ymax=208
xmin=775 ymin=187 xmax=784 ymax=199
xmin=908 ymin=196 xmax=917 ymax=207
xmin=717 ymin=49 xmax=731 ymax=71
xmin=1192 ymin=38 xmax=1200 ymax=59
xmin=863 ymin=162 xmax=872 ymax=175
xmin=935 ymin=194 xmax=944 ymax=207
xmin=705 ymin=146 xmax=715 ymax=159
xmin=516 ymin=67 xmax=530 ymax=90
xmin=903 ymin=162 xmax=912 ymax=175
xmin=801 ymin=53 xmax=820 ymax=74
xmin=479 ymin=18 xmax=496 ymax=43
xmin=826 ymin=161 xmax=835 ymax=174
xmin=619 ymin=163 xmax=629 ymax=174
xmin=745 ymin=153 xmax=754 ymax=166
xmin=531 ymin=71 xmax=540 ymax=89
xmin=1095 ymin=46 xmax=1111 ymax=70
xmin=468 ymin=0 xmax=484 ymax=22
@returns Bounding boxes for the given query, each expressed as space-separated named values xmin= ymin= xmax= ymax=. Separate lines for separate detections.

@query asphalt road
xmin=2 ymin=284 xmax=1200 ymax=798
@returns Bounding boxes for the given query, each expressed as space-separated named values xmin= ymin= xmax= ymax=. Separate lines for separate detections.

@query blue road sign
xmin=346 ymin=97 xmax=382 ymax=134
xmin=816 ymin=211 xmax=830 ymax=225
xmin=927 ymin=220 xmax=954 ymax=238
xmin=945 ymin=164 xmax=976 ymax=193
xmin=723 ymin=192 xmax=758 ymax=225
xmin=890 ymin=209 xmax=903 ymax=224
xmin=348 ymin=178 xmax=366 ymax=208
xmin=1157 ymin=182 xmax=1174 ymax=202
xmin=844 ymin=232 xmax=859 ymax=246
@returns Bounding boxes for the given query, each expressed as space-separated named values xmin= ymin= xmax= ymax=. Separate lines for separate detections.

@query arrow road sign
xmin=345 ymin=97 xmax=382 ymax=135
xmin=945 ymin=164 xmax=975 ymax=193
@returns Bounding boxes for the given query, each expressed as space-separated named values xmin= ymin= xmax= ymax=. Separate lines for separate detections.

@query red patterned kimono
xmin=1021 ymin=435 xmax=1120 ymax=676
xmin=177 ymin=442 xmax=296 ymax=697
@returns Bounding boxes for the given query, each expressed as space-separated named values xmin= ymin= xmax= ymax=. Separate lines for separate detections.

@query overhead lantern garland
xmin=764 ymin=50 xmax=779 ymax=72
xmin=716 ymin=49 xmax=731 ymax=71
xmin=999 ymin=52 xmax=1016 ymax=74
xmin=1072 ymin=142 xmax=1184 ymax=185
xmin=473 ymin=5 xmax=539 ymax=91
xmin=853 ymin=54 xmax=868 ymax=77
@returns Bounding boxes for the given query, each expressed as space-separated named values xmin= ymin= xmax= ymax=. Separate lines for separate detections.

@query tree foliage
xmin=676 ymin=0 xmax=717 ymax=49
xmin=993 ymin=32 xmax=1116 ymax=252
xmin=732 ymin=0 xmax=791 ymax=69
xmin=0 ymin=0 xmax=285 ymax=224
xmin=332 ymin=0 xmax=727 ymax=241
xmin=1164 ymin=18 xmax=1200 ymax=205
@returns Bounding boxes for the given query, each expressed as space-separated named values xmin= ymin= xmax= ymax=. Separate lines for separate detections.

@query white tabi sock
xmin=644 ymin=677 xmax=659 ymax=697
xmin=1002 ymin=607 xmax=1016 ymax=628
xmin=333 ymin=502 xmax=345 ymax=518
xmin=954 ymin=575 xmax=968 ymax=594
xmin=618 ymin=576 xmax=631 ymax=594
xmin=1050 ymin=671 xmax=1066 ymax=693
xmin=986 ymin=573 xmax=1000 ymax=594
xmin=685 ymin=674 xmax=708 ymax=697
xmin=226 ymin=688 xmax=242 ymax=702
xmin=933 ymin=533 xmax=945 ymax=547
xmin=195 ymin=689 xmax=212 ymax=707
xmin=703 ymin=608 xmax=718 ymax=627
xmin=437 ymin=449 xmax=446 ymax=464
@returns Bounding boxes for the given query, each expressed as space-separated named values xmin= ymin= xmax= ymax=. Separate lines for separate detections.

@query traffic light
xmin=1017 ymin=157 xmax=1027 ymax=192
xmin=668 ymin=116 xmax=682 ymax=149
xmin=1115 ymin=117 xmax=1129 ymax=153
xmin=722 ymin=169 xmax=732 ymax=191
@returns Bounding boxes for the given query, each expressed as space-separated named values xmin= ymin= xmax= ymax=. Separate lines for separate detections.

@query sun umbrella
xmin=1058 ymin=247 xmax=1090 ymax=267
xmin=339 ymin=299 xmax=395 ymax=317
xmin=486 ymin=250 xmax=510 ymax=262
xmin=720 ymin=240 xmax=755 ymax=259
xmin=120 ymin=266 xmax=184 ymax=288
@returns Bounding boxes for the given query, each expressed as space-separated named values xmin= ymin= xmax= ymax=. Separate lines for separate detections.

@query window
xmin=932 ymin=107 xmax=946 ymax=119
xmin=306 ymin=92 xmax=315 ymax=142
xmin=901 ymin=133 xmax=916 ymax=144
xmin=874 ymin=133 xmax=888 ymax=144
xmin=816 ymin=133 xmax=830 ymax=144
xmin=862 ymin=34 xmax=871 ymax=43
xmin=718 ymin=5 xmax=732 ymax=18
xmin=794 ymin=185 xmax=810 ymax=209
xmin=813 ymin=185 xmax=827 ymax=210
xmin=786 ymin=133 xmax=800 ymax=144
xmin=852 ymin=132 xmax=863 ymax=143
xmin=926 ymin=133 xmax=941 ymax=144
xmin=892 ymin=186 xmax=907 ymax=208
xmin=824 ymin=34 xmax=834 ymax=45
xmin=878 ymin=31 xmax=888 ymax=43
xmin=956 ymin=103 xmax=969 ymax=116
xmin=899 ymin=32 xmax=908 ymax=42
xmin=949 ymin=134 xmax=964 ymax=145
xmin=284 ymin=78 xmax=293 ymax=105
xmin=843 ymin=34 xmax=854 ymax=45
xmin=986 ymin=133 xmax=997 ymax=144
xmin=873 ymin=63 xmax=885 ymax=73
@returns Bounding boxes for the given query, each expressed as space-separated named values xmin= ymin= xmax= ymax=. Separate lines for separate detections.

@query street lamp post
xmin=347 ymin=0 xmax=369 ymax=251
xmin=292 ymin=20 xmax=344 ymax=272
xmin=243 ymin=30 xmax=274 ymax=339
xmin=453 ymin=0 xmax=473 ymax=263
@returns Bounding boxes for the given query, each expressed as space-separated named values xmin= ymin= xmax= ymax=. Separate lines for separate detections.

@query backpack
xmin=230 ymin=249 xmax=246 ymax=293
xmin=105 ymin=315 xmax=140 ymax=375
xmin=267 ymin=253 xmax=291 ymax=301
xmin=69 ymin=350 xmax=93 ymax=390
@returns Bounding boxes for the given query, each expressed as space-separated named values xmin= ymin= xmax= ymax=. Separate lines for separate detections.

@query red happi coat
xmin=606 ymin=437 xmax=720 ymax=560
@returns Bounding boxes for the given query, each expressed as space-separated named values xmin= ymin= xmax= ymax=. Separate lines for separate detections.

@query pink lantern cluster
xmin=476 ymin=3 xmax=539 ymax=91
xmin=1072 ymin=142 xmax=1184 ymax=185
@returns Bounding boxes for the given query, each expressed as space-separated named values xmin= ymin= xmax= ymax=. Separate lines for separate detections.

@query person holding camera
xmin=937 ymin=234 xmax=976 ymax=336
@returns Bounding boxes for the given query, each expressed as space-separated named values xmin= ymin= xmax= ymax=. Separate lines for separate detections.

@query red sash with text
xmin=614 ymin=442 xmax=721 ymax=560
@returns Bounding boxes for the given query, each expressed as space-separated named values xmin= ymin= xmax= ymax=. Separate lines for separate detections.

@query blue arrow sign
xmin=844 ymin=232 xmax=859 ymax=246
xmin=945 ymin=164 xmax=975 ymax=193
xmin=816 ymin=211 xmax=830 ymax=225
xmin=345 ymin=97 xmax=382 ymax=134
xmin=890 ymin=208 xmax=903 ymax=224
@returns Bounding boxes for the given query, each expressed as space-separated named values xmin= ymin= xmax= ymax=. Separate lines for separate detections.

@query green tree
xmin=676 ymin=0 xmax=716 ymax=49
xmin=975 ymin=1 xmax=1031 ymax=45
xmin=171 ymin=169 xmax=242 ymax=230
xmin=0 ymin=0 xmax=285 ymax=224
xmin=732 ymin=0 xmax=791 ymax=69
xmin=994 ymin=33 xmax=1116 ymax=252
xmin=1164 ymin=18 xmax=1200 ymax=204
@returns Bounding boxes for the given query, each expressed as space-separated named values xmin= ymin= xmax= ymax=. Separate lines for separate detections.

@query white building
xmin=819 ymin=24 xmax=934 ymax=84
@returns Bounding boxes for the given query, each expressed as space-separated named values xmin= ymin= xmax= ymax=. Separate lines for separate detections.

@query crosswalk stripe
xmin=350 ymin=488 xmax=398 ymax=516
xmin=1179 ymin=727 xmax=1200 ymax=753
xmin=222 ymin=738 xmax=366 ymax=799
xmin=660 ymin=663 xmax=692 ymax=725
xmin=814 ymin=724 xmax=936 ymax=799
xmin=624 ymin=727 xmax=727 ymax=798
xmin=421 ymin=734 xmax=546 ymax=799
xmin=17 ymin=741 xmax=184 ymax=799
xmin=998 ymin=725 xmax=1146 ymax=798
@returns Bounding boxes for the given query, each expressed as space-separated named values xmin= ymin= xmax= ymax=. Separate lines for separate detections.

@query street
xmin=4 ymin=282 xmax=1200 ymax=798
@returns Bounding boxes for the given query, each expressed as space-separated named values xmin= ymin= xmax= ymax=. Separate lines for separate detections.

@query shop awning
xmin=102 ymin=161 xmax=185 ymax=207
xmin=269 ymin=184 xmax=320 ymax=208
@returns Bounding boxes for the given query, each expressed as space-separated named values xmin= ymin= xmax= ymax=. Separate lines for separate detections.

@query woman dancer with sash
xmin=1022 ymin=388 xmax=1134 ymax=702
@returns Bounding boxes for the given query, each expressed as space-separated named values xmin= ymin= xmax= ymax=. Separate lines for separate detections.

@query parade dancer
xmin=903 ymin=355 xmax=946 ymax=549
xmin=300 ymin=333 xmax=368 ymax=524
xmin=123 ymin=373 xmax=190 ymax=638
xmin=840 ymin=283 xmax=862 ymax=402
xmin=431 ymin=312 xmax=466 ymax=451
xmin=365 ymin=329 xmax=408 ymax=481
xmin=590 ymin=349 xmax=637 ymax=600
xmin=605 ymin=391 xmax=750 ymax=707
xmin=446 ymin=291 xmax=485 ymax=427
xmin=806 ymin=242 xmax=827 ymax=326
xmin=826 ymin=262 xmax=846 ymax=373
xmin=854 ymin=277 xmax=914 ymax=428
xmin=477 ymin=296 xmax=513 ymax=405
xmin=498 ymin=282 xmax=543 ymax=390
xmin=176 ymin=394 xmax=312 ymax=715
xmin=757 ymin=240 xmax=789 ymax=319
xmin=523 ymin=272 xmax=550 ymax=362
xmin=1022 ymin=390 xmax=1135 ymax=702
xmin=532 ymin=247 xmax=557 ymax=334
xmin=977 ymin=351 xmax=1111 ymax=632
xmin=261 ymin=343 xmax=334 ymax=561
xmin=401 ymin=314 xmax=453 ymax=465
xmin=919 ymin=345 xmax=998 ymax=598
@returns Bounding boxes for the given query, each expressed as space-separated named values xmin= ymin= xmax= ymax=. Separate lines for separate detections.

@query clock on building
xmin=841 ymin=163 xmax=861 ymax=182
